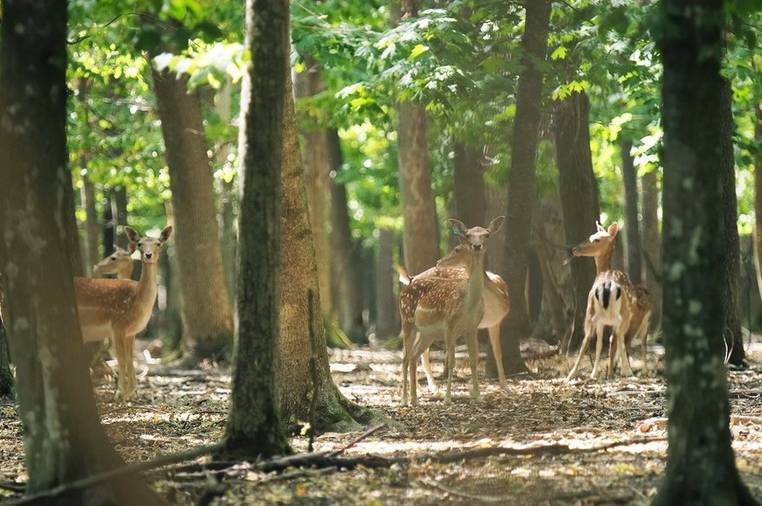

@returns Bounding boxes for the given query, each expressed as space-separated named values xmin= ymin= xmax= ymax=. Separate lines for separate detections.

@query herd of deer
xmin=2 ymin=216 xmax=651 ymax=405
xmin=396 ymin=218 xmax=653 ymax=406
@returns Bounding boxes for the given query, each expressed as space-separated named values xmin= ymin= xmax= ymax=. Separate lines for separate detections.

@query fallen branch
xmin=418 ymin=478 xmax=503 ymax=503
xmin=6 ymin=443 xmax=223 ymax=505
xmin=327 ymin=423 xmax=386 ymax=457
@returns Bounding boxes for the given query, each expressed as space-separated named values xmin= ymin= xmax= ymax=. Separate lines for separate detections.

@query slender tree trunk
xmin=0 ymin=2 xmax=160 ymax=501
xmin=82 ymin=177 xmax=101 ymax=272
xmin=654 ymin=0 xmax=755 ymax=502
xmin=453 ymin=141 xmax=486 ymax=227
xmin=375 ymin=228 xmax=398 ymax=340
xmin=278 ymin=63 xmax=370 ymax=431
xmin=328 ymin=129 xmax=365 ymax=340
xmin=112 ymin=186 xmax=128 ymax=249
xmin=719 ymin=81 xmax=745 ymax=366
xmin=621 ymin=139 xmax=643 ymax=284
xmin=294 ymin=61 xmax=333 ymax=318
xmin=223 ymin=0 xmax=291 ymax=459
xmin=102 ymin=193 xmax=114 ymax=255
xmin=553 ymin=90 xmax=600 ymax=350
xmin=215 ymin=82 xmax=237 ymax=297
xmin=152 ymin=69 xmax=234 ymax=361
xmin=641 ymin=169 xmax=661 ymax=327
xmin=754 ymin=105 xmax=762 ymax=306
xmin=500 ymin=0 xmax=551 ymax=374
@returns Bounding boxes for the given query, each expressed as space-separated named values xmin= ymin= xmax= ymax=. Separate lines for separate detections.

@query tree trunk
xmin=223 ymin=0 xmax=291 ymax=459
xmin=294 ymin=61 xmax=333 ymax=318
xmin=102 ymin=193 xmax=114 ymax=255
xmin=754 ymin=105 xmax=762 ymax=307
xmin=0 ymin=2 xmax=160 ymax=501
xmin=152 ymin=68 xmax=234 ymax=361
xmin=215 ymin=82 xmax=237 ymax=298
xmin=499 ymin=0 xmax=551 ymax=374
xmin=641 ymin=169 xmax=661 ymax=327
xmin=0 ymin=287 xmax=12 ymax=398
xmin=82 ymin=176 xmax=101 ymax=273
xmin=654 ymin=0 xmax=754 ymax=502
xmin=553 ymin=90 xmax=600 ymax=351
xmin=719 ymin=81 xmax=745 ymax=366
xmin=453 ymin=141 xmax=486 ymax=227
xmin=621 ymin=139 xmax=643 ymax=285
xmin=375 ymin=228 xmax=399 ymax=340
xmin=328 ymin=129 xmax=365 ymax=341
xmin=278 ymin=62 xmax=371 ymax=431
xmin=112 ymin=186 xmax=129 ymax=249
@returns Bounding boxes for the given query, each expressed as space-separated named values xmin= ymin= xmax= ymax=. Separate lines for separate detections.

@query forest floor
xmin=3 ymin=340 xmax=762 ymax=505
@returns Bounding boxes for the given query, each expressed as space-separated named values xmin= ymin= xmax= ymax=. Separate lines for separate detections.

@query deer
xmin=395 ymin=251 xmax=510 ymax=393
xmin=93 ymin=246 xmax=135 ymax=279
xmin=74 ymin=225 xmax=172 ymax=399
xmin=565 ymin=222 xmax=652 ymax=380
xmin=399 ymin=217 xmax=504 ymax=405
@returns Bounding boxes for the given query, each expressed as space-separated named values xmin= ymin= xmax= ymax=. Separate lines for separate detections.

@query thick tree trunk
xmin=0 ymin=2 xmax=160 ymax=502
xmin=278 ymin=64 xmax=370 ymax=431
xmin=553 ymin=90 xmax=600 ymax=351
xmin=641 ymin=169 xmax=661 ymax=327
xmin=621 ymin=139 xmax=643 ymax=285
xmin=152 ymin=68 xmax=234 ymax=361
xmin=499 ymin=0 xmax=551 ymax=374
xmin=453 ymin=141 xmax=486 ymax=227
xmin=654 ymin=1 xmax=754 ymax=503
xmin=328 ymin=129 xmax=365 ymax=340
xmin=82 ymin=176 xmax=101 ymax=273
xmin=375 ymin=228 xmax=399 ymax=340
xmin=223 ymin=0 xmax=291 ymax=459
xmin=294 ymin=61 xmax=333 ymax=318
xmin=719 ymin=82 xmax=745 ymax=366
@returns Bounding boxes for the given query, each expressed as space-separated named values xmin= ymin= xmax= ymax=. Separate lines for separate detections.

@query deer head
xmin=93 ymin=245 xmax=135 ymax=277
xmin=571 ymin=221 xmax=618 ymax=258
xmin=449 ymin=216 xmax=505 ymax=255
xmin=124 ymin=225 xmax=173 ymax=265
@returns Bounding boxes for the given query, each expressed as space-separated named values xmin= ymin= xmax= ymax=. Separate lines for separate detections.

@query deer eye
xmin=110 ymin=256 xmax=116 ymax=261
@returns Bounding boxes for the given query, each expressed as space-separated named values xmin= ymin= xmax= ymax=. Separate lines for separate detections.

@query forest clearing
xmin=2 ymin=0 xmax=762 ymax=504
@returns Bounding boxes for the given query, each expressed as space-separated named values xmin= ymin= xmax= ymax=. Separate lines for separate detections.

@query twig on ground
xmin=418 ymin=478 xmax=503 ymax=503
xmin=327 ymin=423 xmax=386 ymax=457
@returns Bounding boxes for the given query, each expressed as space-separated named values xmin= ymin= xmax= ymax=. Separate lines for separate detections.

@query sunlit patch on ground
xmin=2 ymin=342 xmax=762 ymax=504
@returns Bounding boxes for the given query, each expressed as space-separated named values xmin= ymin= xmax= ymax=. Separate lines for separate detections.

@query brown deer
xmin=93 ymin=246 xmax=135 ymax=279
xmin=74 ymin=225 xmax=172 ymax=399
xmin=396 ymin=253 xmax=510 ymax=392
xmin=399 ymin=217 xmax=504 ymax=405
xmin=566 ymin=222 xmax=652 ymax=380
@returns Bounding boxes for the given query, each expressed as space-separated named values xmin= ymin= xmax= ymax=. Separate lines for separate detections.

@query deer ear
xmin=160 ymin=225 xmax=173 ymax=243
xmin=607 ymin=222 xmax=619 ymax=236
xmin=488 ymin=216 xmax=505 ymax=234
xmin=448 ymin=219 xmax=468 ymax=238
xmin=124 ymin=227 xmax=140 ymax=243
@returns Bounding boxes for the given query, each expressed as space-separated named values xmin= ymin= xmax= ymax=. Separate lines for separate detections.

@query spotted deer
xmin=74 ymin=225 xmax=172 ymax=399
xmin=399 ymin=217 xmax=504 ymax=405
xmin=93 ymin=246 xmax=135 ymax=279
xmin=396 ymin=252 xmax=510 ymax=392
xmin=566 ymin=222 xmax=652 ymax=380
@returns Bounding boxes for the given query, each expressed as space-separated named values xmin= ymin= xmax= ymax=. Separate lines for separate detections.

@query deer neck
xmin=133 ymin=260 xmax=158 ymax=312
xmin=594 ymin=244 xmax=614 ymax=273
xmin=121 ymin=262 xmax=134 ymax=280
xmin=465 ymin=252 xmax=486 ymax=304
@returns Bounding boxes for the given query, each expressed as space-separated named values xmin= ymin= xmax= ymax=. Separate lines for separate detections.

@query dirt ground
xmin=3 ymin=340 xmax=762 ymax=505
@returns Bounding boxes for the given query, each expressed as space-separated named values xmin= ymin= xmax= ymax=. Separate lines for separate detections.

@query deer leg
xmin=113 ymin=333 xmax=129 ymax=400
xmin=567 ymin=331 xmax=593 ymax=380
xmin=409 ymin=331 xmax=434 ymax=406
xmin=421 ymin=346 xmax=439 ymax=395
xmin=617 ymin=326 xmax=634 ymax=377
xmin=444 ymin=331 xmax=456 ymax=404
xmin=590 ymin=324 xmax=604 ymax=380
xmin=488 ymin=324 xmax=506 ymax=386
xmin=466 ymin=329 xmax=480 ymax=401
xmin=400 ymin=323 xmax=414 ymax=406
xmin=641 ymin=312 xmax=651 ymax=376
xmin=607 ymin=329 xmax=617 ymax=379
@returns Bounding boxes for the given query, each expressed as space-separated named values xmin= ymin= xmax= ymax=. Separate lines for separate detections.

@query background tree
xmin=222 ymin=0 xmax=291 ymax=459
xmin=0 ymin=1 xmax=160 ymax=502
xmin=620 ymin=139 xmax=643 ymax=285
xmin=655 ymin=0 xmax=754 ymax=502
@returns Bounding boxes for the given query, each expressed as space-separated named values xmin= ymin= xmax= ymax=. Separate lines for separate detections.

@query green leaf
xmin=408 ymin=44 xmax=429 ymax=61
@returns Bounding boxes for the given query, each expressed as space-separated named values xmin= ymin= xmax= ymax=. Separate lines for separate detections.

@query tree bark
xmin=112 ymin=186 xmax=129 ymax=249
xmin=654 ymin=0 xmax=755 ymax=502
xmin=641 ymin=169 xmax=661 ymax=327
xmin=755 ymin=105 xmax=762 ymax=307
xmin=294 ymin=61 xmax=333 ymax=318
xmin=328 ymin=129 xmax=365 ymax=341
xmin=553 ymin=90 xmax=601 ymax=351
xmin=215 ymin=82 xmax=237 ymax=298
xmin=222 ymin=0 xmax=291 ymax=459
xmin=0 ymin=2 xmax=160 ymax=502
xmin=453 ymin=141 xmax=486 ymax=227
xmin=102 ymin=193 xmax=115 ymax=256
xmin=278 ymin=64 xmax=370 ymax=431
xmin=621 ymin=139 xmax=643 ymax=285
xmin=152 ymin=68 xmax=234 ymax=361
xmin=82 ymin=176 xmax=101 ymax=273
xmin=499 ymin=0 xmax=551 ymax=374
xmin=375 ymin=228 xmax=399 ymax=340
